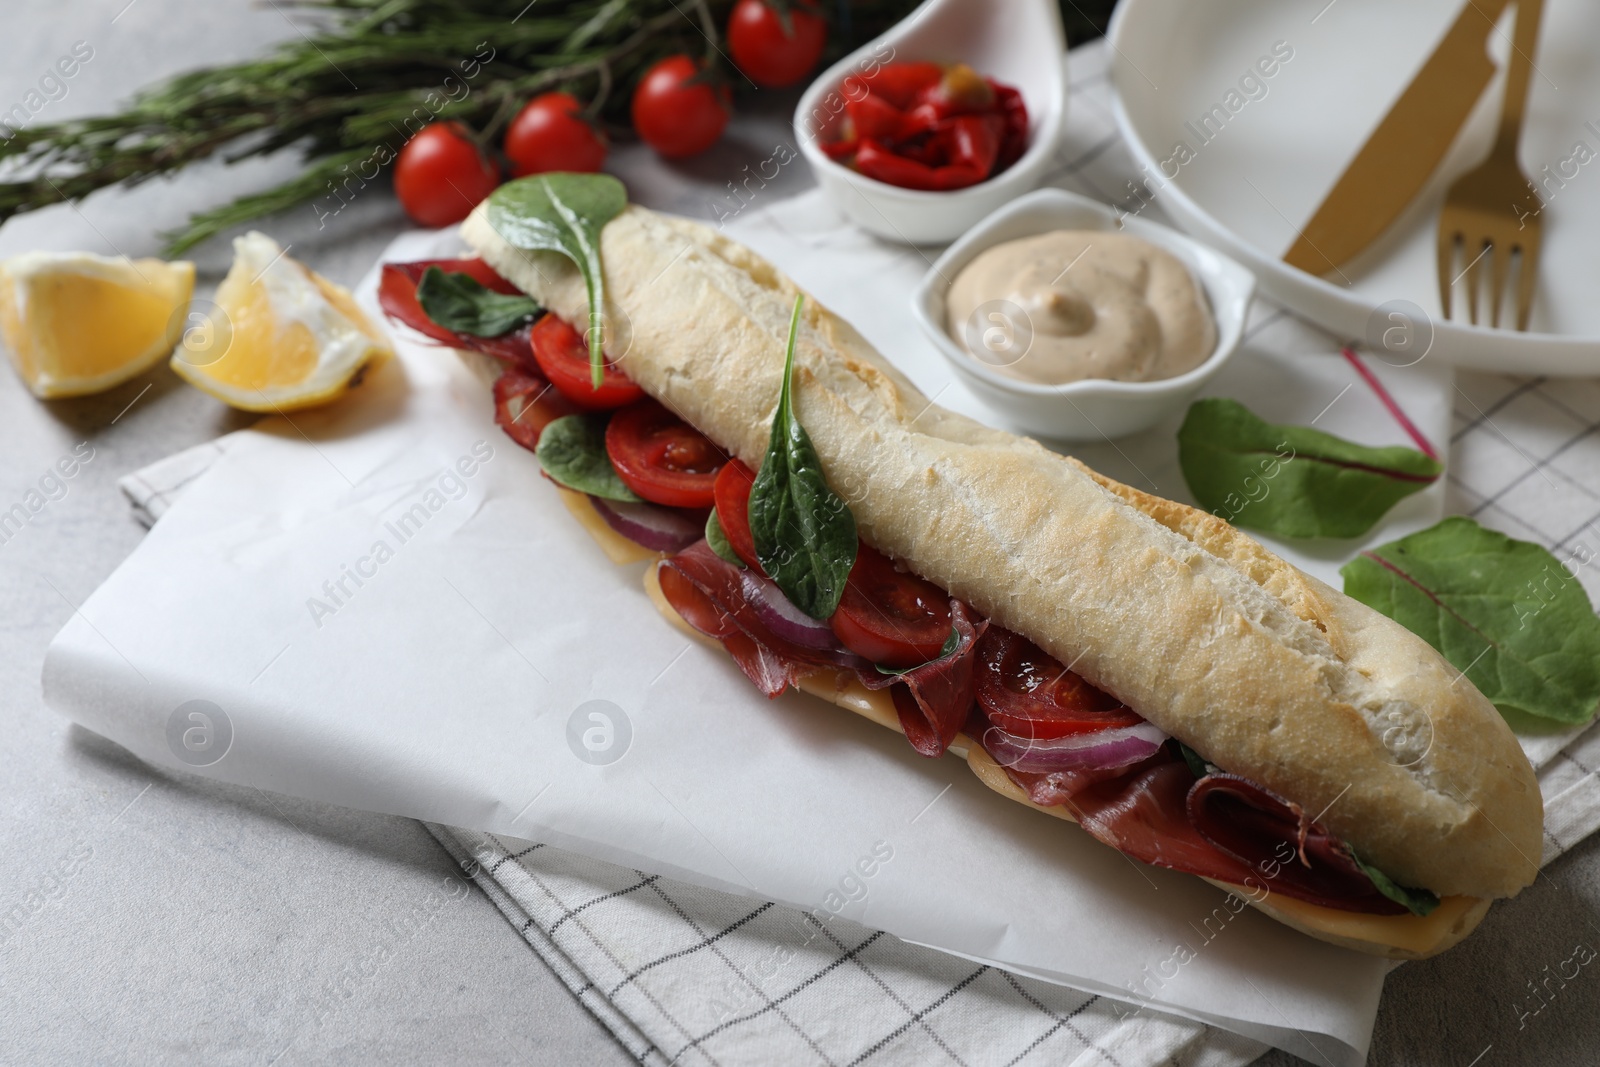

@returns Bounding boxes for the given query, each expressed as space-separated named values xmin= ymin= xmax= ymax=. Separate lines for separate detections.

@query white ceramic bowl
xmin=911 ymin=188 xmax=1256 ymax=441
xmin=792 ymin=0 xmax=1068 ymax=245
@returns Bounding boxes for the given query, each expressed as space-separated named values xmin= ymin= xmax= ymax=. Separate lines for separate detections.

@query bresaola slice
xmin=1068 ymin=758 xmax=1261 ymax=887
xmin=658 ymin=553 xmax=813 ymax=698
xmin=493 ymin=365 xmax=576 ymax=452
xmin=859 ymin=602 xmax=984 ymax=758
xmin=661 ymin=542 xmax=870 ymax=664
xmin=1188 ymin=774 xmax=1408 ymax=914
xmin=658 ymin=543 xmax=983 ymax=754
xmin=991 ymin=734 xmax=1410 ymax=914
xmin=996 ymin=758 xmax=1156 ymax=809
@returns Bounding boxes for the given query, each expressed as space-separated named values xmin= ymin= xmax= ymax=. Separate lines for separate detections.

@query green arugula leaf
xmin=1349 ymin=849 xmax=1440 ymax=916
xmin=534 ymin=413 xmax=641 ymax=503
xmin=486 ymin=173 xmax=627 ymax=390
xmin=705 ymin=508 xmax=744 ymax=568
xmin=1341 ymin=517 xmax=1600 ymax=724
xmin=747 ymin=295 xmax=858 ymax=619
xmin=415 ymin=266 xmax=542 ymax=337
xmin=873 ymin=628 xmax=960 ymax=676
xmin=1178 ymin=398 xmax=1442 ymax=539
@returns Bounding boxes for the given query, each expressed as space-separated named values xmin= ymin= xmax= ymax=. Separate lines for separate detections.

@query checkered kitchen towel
xmin=119 ymin=42 xmax=1600 ymax=1067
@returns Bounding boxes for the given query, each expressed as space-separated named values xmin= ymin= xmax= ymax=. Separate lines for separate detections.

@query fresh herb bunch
xmin=0 ymin=0 xmax=1115 ymax=255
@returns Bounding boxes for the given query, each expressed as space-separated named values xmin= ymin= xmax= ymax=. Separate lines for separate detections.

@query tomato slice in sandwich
xmin=829 ymin=544 xmax=954 ymax=668
xmin=378 ymin=258 xmax=522 ymax=347
xmin=605 ymin=399 xmax=726 ymax=508
xmin=529 ymin=313 xmax=645 ymax=410
xmin=975 ymin=628 xmax=1141 ymax=739
xmin=712 ymin=459 xmax=763 ymax=572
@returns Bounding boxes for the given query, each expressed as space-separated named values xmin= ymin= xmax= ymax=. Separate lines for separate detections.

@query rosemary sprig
xmin=0 ymin=0 xmax=1113 ymax=255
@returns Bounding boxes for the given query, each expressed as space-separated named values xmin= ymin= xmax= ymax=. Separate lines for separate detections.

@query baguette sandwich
xmin=378 ymin=183 xmax=1542 ymax=960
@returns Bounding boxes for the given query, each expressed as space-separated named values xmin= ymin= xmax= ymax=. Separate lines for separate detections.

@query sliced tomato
xmin=975 ymin=628 xmax=1142 ymax=739
xmin=712 ymin=459 xmax=763 ymax=572
xmin=605 ymin=399 xmax=726 ymax=508
xmin=492 ymin=365 xmax=579 ymax=452
xmin=829 ymin=543 xmax=953 ymax=668
xmin=379 ymin=258 xmax=521 ymax=342
xmin=529 ymin=313 xmax=646 ymax=410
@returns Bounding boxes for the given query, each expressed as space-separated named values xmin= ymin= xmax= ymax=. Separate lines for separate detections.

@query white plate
xmin=1109 ymin=0 xmax=1600 ymax=376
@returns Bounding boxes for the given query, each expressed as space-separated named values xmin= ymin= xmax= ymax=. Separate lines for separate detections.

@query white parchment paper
xmin=44 ymin=197 xmax=1461 ymax=1066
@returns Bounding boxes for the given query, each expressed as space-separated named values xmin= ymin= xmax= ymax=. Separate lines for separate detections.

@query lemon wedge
xmin=170 ymin=231 xmax=391 ymax=413
xmin=0 ymin=251 xmax=194 ymax=399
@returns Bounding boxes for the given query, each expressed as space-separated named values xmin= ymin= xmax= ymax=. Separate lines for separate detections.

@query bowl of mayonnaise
xmin=911 ymin=188 xmax=1255 ymax=441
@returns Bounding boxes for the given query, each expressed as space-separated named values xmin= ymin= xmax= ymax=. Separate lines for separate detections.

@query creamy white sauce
xmin=945 ymin=230 xmax=1216 ymax=385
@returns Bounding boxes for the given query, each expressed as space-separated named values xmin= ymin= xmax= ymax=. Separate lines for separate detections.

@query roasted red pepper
xmin=825 ymin=61 xmax=1028 ymax=192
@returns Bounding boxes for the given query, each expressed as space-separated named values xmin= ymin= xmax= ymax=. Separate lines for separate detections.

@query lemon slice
xmin=170 ymin=231 xmax=391 ymax=413
xmin=0 ymin=251 xmax=194 ymax=398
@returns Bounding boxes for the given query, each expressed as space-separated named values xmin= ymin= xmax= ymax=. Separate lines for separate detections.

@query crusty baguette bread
xmin=461 ymin=202 xmax=1542 ymax=901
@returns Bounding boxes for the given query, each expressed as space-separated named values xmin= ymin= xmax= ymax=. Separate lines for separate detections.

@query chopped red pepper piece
xmin=845 ymin=92 xmax=907 ymax=142
xmin=848 ymin=61 xmax=943 ymax=109
xmin=825 ymin=61 xmax=1027 ymax=192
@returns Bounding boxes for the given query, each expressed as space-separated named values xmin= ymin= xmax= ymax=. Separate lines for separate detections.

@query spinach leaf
xmin=705 ymin=508 xmax=744 ymax=568
xmin=1176 ymin=740 xmax=1218 ymax=779
xmin=486 ymin=173 xmax=627 ymax=389
xmin=1178 ymin=398 xmax=1442 ymax=539
xmin=415 ymin=266 xmax=541 ymax=337
xmin=1349 ymin=849 xmax=1440 ymax=916
xmin=1341 ymin=517 xmax=1600 ymax=724
xmin=535 ymin=413 xmax=642 ymax=503
xmin=747 ymin=295 xmax=858 ymax=619
xmin=873 ymin=628 xmax=960 ymax=676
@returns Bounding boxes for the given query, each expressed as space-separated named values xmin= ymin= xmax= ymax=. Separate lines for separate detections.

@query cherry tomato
xmin=504 ymin=92 xmax=608 ymax=177
xmin=712 ymin=459 xmax=763 ymax=572
xmin=727 ymin=0 xmax=828 ymax=89
xmin=631 ymin=55 xmax=731 ymax=158
xmin=529 ymin=313 xmax=645 ymax=410
xmin=974 ymin=628 xmax=1141 ymax=739
xmin=605 ymin=399 xmax=727 ymax=507
xmin=393 ymin=123 xmax=500 ymax=227
xmin=829 ymin=543 xmax=953 ymax=668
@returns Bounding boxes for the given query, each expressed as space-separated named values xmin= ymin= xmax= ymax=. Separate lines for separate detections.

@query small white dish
xmin=792 ymin=0 xmax=1068 ymax=246
xmin=911 ymin=188 xmax=1256 ymax=441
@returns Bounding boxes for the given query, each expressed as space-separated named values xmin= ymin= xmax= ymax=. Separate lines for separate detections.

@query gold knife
xmin=1283 ymin=0 xmax=1513 ymax=277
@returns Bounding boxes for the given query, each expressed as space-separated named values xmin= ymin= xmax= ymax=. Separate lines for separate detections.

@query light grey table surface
xmin=2 ymin=3 xmax=1598 ymax=1065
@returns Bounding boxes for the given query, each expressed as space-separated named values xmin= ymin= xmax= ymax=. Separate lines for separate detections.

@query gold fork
xmin=1436 ymin=0 xmax=1546 ymax=331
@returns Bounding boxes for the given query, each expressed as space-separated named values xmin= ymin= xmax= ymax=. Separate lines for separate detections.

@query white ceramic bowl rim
xmin=914 ymin=188 xmax=1255 ymax=398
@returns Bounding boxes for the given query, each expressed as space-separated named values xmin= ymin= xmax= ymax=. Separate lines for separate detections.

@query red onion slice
xmin=982 ymin=721 xmax=1168 ymax=773
xmin=739 ymin=568 xmax=842 ymax=650
xmin=588 ymin=497 xmax=702 ymax=553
